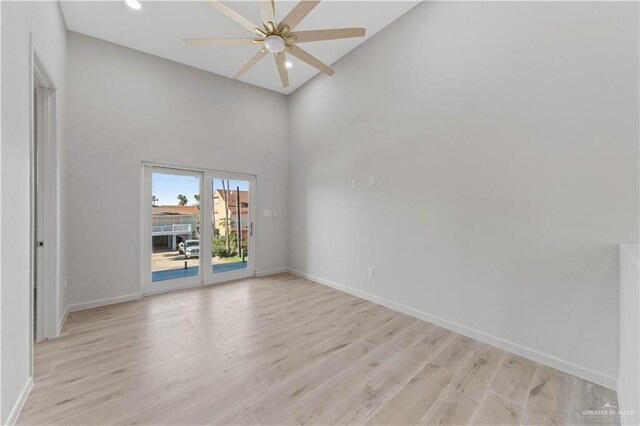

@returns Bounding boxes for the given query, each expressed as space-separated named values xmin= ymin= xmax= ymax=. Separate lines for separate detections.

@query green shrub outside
xmin=212 ymin=231 xmax=249 ymax=258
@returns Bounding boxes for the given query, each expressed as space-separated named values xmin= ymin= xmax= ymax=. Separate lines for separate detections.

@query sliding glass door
xmin=207 ymin=176 xmax=254 ymax=282
xmin=143 ymin=165 xmax=255 ymax=294
xmin=144 ymin=167 xmax=203 ymax=293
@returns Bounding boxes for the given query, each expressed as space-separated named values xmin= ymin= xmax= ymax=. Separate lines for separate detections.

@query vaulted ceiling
xmin=60 ymin=1 xmax=418 ymax=94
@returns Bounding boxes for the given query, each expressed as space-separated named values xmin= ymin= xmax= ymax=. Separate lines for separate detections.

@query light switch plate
xmin=367 ymin=267 xmax=375 ymax=278
xmin=369 ymin=177 xmax=375 ymax=187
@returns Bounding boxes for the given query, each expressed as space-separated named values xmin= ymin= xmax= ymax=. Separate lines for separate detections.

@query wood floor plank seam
xmin=464 ymin=351 xmax=515 ymax=425
xmin=418 ymin=344 xmax=483 ymax=426
xmin=423 ymin=334 xmax=484 ymax=419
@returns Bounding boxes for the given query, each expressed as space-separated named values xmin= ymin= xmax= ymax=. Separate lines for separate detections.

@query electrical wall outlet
xmin=263 ymin=210 xmax=273 ymax=217
xmin=367 ymin=267 xmax=375 ymax=278
xmin=352 ymin=179 xmax=357 ymax=188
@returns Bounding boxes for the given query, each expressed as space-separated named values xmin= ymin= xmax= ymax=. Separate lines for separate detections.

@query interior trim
xmin=5 ymin=377 xmax=33 ymax=426
xmin=56 ymin=306 xmax=69 ymax=336
xmin=617 ymin=379 xmax=638 ymax=426
xmin=66 ymin=293 xmax=143 ymax=313
xmin=288 ymin=268 xmax=618 ymax=390
xmin=255 ymin=267 xmax=288 ymax=277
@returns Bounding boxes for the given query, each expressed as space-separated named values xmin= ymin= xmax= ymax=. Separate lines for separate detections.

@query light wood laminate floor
xmin=18 ymin=274 xmax=619 ymax=425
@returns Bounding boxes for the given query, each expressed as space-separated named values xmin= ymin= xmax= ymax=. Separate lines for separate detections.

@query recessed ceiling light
xmin=126 ymin=0 xmax=142 ymax=10
xmin=285 ymin=61 xmax=293 ymax=69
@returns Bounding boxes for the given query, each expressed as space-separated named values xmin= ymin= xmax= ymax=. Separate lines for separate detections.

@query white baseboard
xmin=4 ymin=377 xmax=33 ymax=426
xmin=67 ymin=293 xmax=143 ymax=313
xmin=288 ymin=268 xmax=617 ymax=390
xmin=68 ymin=271 xmax=287 ymax=313
xmin=255 ymin=267 xmax=289 ymax=277
xmin=56 ymin=305 xmax=69 ymax=335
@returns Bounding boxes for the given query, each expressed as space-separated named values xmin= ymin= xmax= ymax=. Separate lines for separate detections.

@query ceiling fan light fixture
xmin=125 ymin=0 xmax=142 ymax=9
xmin=125 ymin=0 xmax=142 ymax=10
xmin=264 ymin=35 xmax=286 ymax=53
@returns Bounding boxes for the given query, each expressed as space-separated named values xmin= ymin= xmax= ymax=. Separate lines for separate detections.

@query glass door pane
xmin=143 ymin=166 xmax=253 ymax=294
xmin=150 ymin=169 xmax=202 ymax=286
xmin=211 ymin=178 xmax=251 ymax=275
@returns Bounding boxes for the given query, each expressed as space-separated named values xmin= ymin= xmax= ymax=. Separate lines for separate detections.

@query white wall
xmin=0 ymin=2 xmax=3 ymax=418
xmin=619 ymin=244 xmax=639 ymax=426
xmin=65 ymin=32 xmax=288 ymax=307
xmin=287 ymin=1 xmax=639 ymax=388
xmin=1 ymin=1 xmax=67 ymax=423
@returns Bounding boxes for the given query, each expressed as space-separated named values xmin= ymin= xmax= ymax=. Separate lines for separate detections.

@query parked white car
xmin=179 ymin=239 xmax=199 ymax=255
xmin=184 ymin=243 xmax=200 ymax=259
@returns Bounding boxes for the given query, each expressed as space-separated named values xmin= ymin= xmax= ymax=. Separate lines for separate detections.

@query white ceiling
xmin=60 ymin=1 xmax=418 ymax=94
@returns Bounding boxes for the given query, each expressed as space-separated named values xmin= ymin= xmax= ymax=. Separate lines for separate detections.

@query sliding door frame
xmin=140 ymin=162 xmax=256 ymax=296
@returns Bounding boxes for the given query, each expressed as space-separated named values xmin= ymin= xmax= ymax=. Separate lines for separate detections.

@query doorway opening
xmin=31 ymin=52 xmax=59 ymax=347
xmin=34 ymin=80 xmax=44 ymax=342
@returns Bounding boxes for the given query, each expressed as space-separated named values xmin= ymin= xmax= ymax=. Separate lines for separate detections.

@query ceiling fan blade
xmin=291 ymin=28 xmax=366 ymax=43
xmin=288 ymin=45 xmax=334 ymax=76
xmin=258 ymin=0 xmax=276 ymax=26
xmin=279 ymin=0 xmax=320 ymax=31
xmin=183 ymin=38 xmax=259 ymax=45
xmin=232 ymin=49 xmax=269 ymax=79
xmin=207 ymin=0 xmax=261 ymax=34
xmin=274 ymin=52 xmax=289 ymax=88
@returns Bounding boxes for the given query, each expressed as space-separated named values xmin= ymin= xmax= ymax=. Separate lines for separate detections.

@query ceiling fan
xmin=182 ymin=0 xmax=366 ymax=88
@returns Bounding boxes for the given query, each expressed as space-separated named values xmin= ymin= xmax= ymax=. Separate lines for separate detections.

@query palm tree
xmin=177 ymin=194 xmax=188 ymax=206
xmin=221 ymin=180 xmax=231 ymax=250
xmin=152 ymin=195 xmax=158 ymax=206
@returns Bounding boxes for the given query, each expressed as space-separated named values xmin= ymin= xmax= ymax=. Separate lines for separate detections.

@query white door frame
xmin=141 ymin=162 xmax=256 ymax=295
xmin=29 ymin=45 xmax=60 ymax=356
xmin=34 ymin=82 xmax=45 ymax=343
